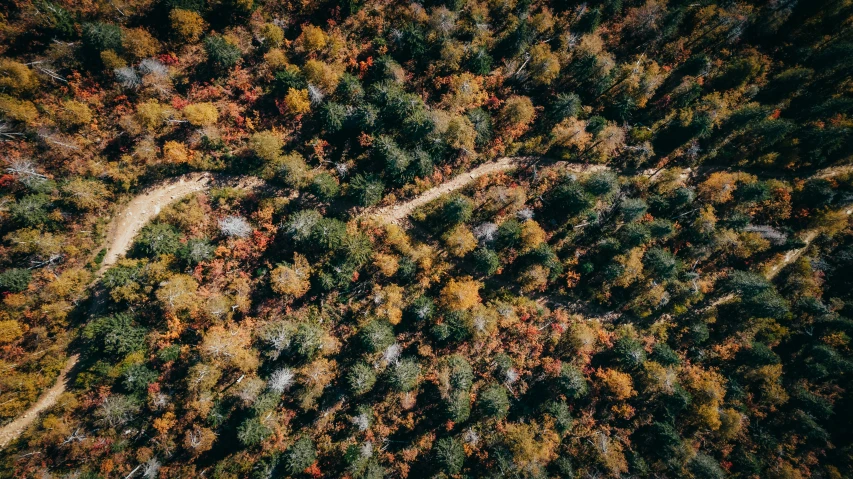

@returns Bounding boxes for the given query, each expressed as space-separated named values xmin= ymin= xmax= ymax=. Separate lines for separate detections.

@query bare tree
xmin=268 ymin=367 xmax=295 ymax=394
xmin=219 ymin=216 xmax=253 ymax=238
xmin=6 ymin=158 xmax=48 ymax=187
xmin=115 ymin=66 xmax=141 ymax=89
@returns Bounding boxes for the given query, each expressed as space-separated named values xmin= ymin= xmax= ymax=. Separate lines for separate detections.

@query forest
xmin=0 ymin=0 xmax=852 ymax=478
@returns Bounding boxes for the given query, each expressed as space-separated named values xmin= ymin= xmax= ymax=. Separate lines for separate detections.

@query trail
xmin=0 ymin=356 xmax=78 ymax=448
xmin=364 ymin=157 xmax=612 ymax=223
xmin=0 ymin=172 xmax=266 ymax=449
xmin=0 ymin=158 xmax=849 ymax=449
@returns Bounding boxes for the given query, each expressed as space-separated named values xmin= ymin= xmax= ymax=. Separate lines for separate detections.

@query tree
xmin=83 ymin=313 xmax=146 ymax=356
xmin=83 ymin=22 xmax=123 ymax=53
xmin=163 ymin=141 xmax=190 ymax=164
xmin=249 ymin=130 xmax=282 ymax=162
xmin=200 ymin=324 xmax=259 ymax=372
xmin=347 ymin=362 xmax=377 ymax=396
xmin=270 ymin=254 xmax=312 ymax=299
xmin=472 ymin=248 xmax=500 ymax=276
xmin=596 ymin=368 xmax=636 ymax=400
xmin=170 ymin=9 xmax=205 ymax=42
xmin=0 ymin=95 xmax=38 ymax=124
xmin=238 ymin=418 xmax=272 ymax=447
xmin=282 ymin=88 xmax=311 ymax=116
xmin=439 ymin=278 xmax=482 ymax=310
xmin=643 ymin=248 xmax=679 ymax=279
xmin=0 ymin=268 xmax=31 ymax=293
xmin=310 ymin=172 xmax=340 ymax=201
xmin=56 ymin=100 xmax=93 ymax=128
xmin=204 ymin=35 xmax=241 ymax=71
xmin=298 ymin=25 xmax=328 ymax=52
xmin=286 ymin=437 xmax=317 ymax=474
xmin=688 ymin=453 xmax=725 ymax=479
xmin=123 ymin=28 xmax=160 ymax=60
xmin=0 ymin=60 xmax=38 ymax=94
xmin=434 ymin=437 xmax=465 ymax=474
xmin=183 ymin=102 xmax=219 ymax=126
xmin=390 ymin=358 xmax=420 ymax=392
xmin=477 ymin=384 xmax=510 ymax=419
xmin=528 ymin=43 xmax=561 ymax=86
xmin=443 ymin=225 xmax=478 ymax=257
xmin=267 ymin=367 xmax=295 ymax=394
xmin=499 ymin=95 xmax=535 ymax=130
xmin=440 ymin=195 xmax=473 ymax=226
xmin=349 ymin=174 xmax=385 ymax=207
xmin=156 ymin=274 xmax=199 ymax=312
xmin=271 ymin=152 xmax=310 ymax=188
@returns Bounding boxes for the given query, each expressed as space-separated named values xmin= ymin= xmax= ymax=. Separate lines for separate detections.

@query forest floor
xmin=0 ymin=159 xmax=850 ymax=449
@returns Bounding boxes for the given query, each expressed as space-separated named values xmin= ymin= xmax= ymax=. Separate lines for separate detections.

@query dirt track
xmin=0 ymin=159 xmax=849 ymax=449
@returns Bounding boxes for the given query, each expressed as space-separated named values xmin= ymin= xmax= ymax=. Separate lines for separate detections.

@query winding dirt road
xmin=0 ymin=159 xmax=849 ymax=449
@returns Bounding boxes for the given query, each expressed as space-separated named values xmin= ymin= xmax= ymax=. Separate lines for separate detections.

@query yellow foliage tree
xmin=439 ymin=278 xmax=482 ymax=311
xmin=443 ymin=225 xmax=477 ymax=257
xmin=373 ymin=252 xmax=400 ymax=277
xmin=270 ymin=254 xmax=312 ymax=299
xmin=57 ymin=100 xmax=93 ymax=127
xmin=170 ymin=9 xmax=206 ymax=42
xmin=200 ymin=324 xmax=259 ymax=372
xmin=156 ymin=274 xmax=200 ymax=313
xmin=0 ymin=95 xmax=38 ymax=124
xmin=373 ymin=284 xmax=405 ymax=325
xmin=183 ymin=102 xmax=219 ymax=126
xmin=520 ymin=220 xmax=546 ymax=251
xmin=163 ymin=141 xmax=191 ymax=164
xmin=0 ymin=59 xmax=39 ymax=94
xmin=283 ymin=88 xmax=311 ymax=116
xmin=596 ymin=368 xmax=636 ymax=400
xmin=298 ymin=25 xmax=328 ymax=52
xmin=302 ymin=59 xmax=341 ymax=93
xmin=123 ymin=28 xmax=160 ymax=60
